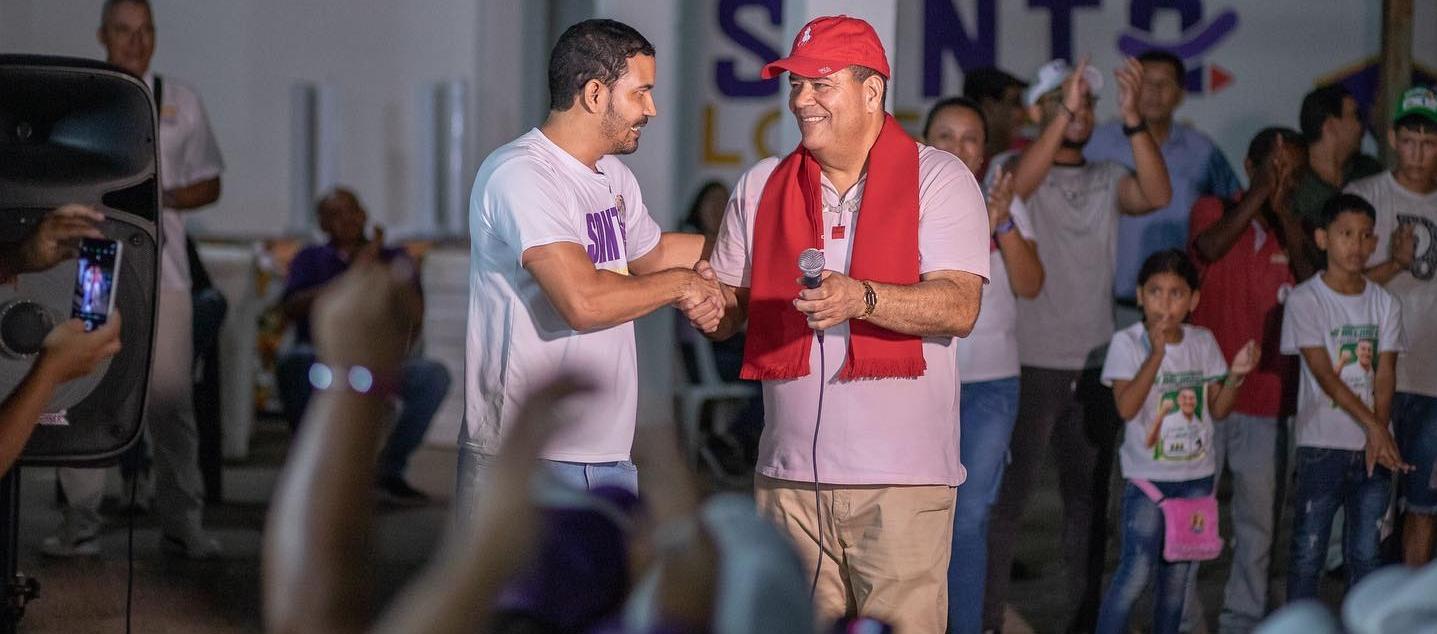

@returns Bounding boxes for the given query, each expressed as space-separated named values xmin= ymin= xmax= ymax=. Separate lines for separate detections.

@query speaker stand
xmin=0 ymin=470 xmax=38 ymax=634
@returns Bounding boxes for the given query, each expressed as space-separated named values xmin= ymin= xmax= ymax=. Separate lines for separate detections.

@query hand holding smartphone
xmin=71 ymin=238 xmax=122 ymax=332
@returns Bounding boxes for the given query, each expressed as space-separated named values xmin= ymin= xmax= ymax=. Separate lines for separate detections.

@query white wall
xmin=2 ymin=0 xmax=485 ymax=239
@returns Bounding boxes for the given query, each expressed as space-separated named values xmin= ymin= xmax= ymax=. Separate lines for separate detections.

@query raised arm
xmin=1114 ymin=57 xmax=1172 ymax=215
xmin=988 ymin=169 xmax=1044 ymax=298
xmin=1365 ymin=224 xmax=1415 ymax=284
xmin=1011 ymin=59 xmax=1090 ymax=200
xmin=524 ymin=242 xmax=721 ymax=333
xmin=1194 ymin=188 xmax=1269 ymax=263
xmin=1210 ymin=340 xmax=1259 ymax=420
xmin=373 ymin=380 xmax=580 ymax=634
xmin=1113 ymin=327 xmax=1170 ymax=421
xmin=263 ymin=262 xmax=419 ymax=634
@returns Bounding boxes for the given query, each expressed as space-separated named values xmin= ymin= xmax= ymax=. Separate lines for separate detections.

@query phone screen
xmin=72 ymin=238 xmax=122 ymax=331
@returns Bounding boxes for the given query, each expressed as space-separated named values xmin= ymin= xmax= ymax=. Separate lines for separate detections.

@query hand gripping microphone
xmin=798 ymin=248 xmax=825 ymax=289
xmin=798 ymin=248 xmax=825 ymax=343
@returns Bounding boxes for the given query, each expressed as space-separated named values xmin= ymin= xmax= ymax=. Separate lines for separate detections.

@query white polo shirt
xmin=147 ymin=72 xmax=224 ymax=292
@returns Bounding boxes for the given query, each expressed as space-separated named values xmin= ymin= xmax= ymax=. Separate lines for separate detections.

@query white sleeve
xmin=1280 ymin=287 xmax=1322 ymax=354
xmin=1203 ymin=331 xmax=1230 ymax=379
xmin=486 ymin=159 xmax=582 ymax=265
xmin=1009 ymin=195 xmax=1036 ymax=242
xmin=180 ymin=89 xmax=224 ymax=185
xmin=918 ymin=155 xmax=990 ymax=280
xmin=1380 ymin=293 xmax=1406 ymax=353
xmin=620 ymin=183 xmax=662 ymax=262
xmin=1101 ymin=331 xmax=1140 ymax=386
xmin=709 ymin=161 xmax=773 ymax=288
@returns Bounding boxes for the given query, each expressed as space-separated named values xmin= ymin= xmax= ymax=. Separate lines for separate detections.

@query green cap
xmin=1393 ymin=86 xmax=1437 ymax=125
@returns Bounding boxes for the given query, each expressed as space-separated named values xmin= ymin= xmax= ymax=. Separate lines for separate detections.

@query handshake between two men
xmin=676 ymin=259 xmax=876 ymax=336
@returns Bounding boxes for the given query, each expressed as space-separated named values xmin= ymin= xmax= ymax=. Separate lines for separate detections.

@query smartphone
xmin=72 ymin=238 xmax=122 ymax=331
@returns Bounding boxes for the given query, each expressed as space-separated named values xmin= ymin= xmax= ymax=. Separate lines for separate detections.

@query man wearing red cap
xmin=689 ymin=15 xmax=990 ymax=632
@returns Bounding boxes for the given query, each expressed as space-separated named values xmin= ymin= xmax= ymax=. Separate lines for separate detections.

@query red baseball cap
xmin=760 ymin=15 xmax=890 ymax=80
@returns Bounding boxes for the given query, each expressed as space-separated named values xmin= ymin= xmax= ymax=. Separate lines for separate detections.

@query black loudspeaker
xmin=0 ymin=55 xmax=159 ymax=466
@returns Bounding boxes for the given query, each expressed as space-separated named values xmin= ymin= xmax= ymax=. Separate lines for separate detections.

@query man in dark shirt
xmin=1293 ymin=85 xmax=1385 ymax=228
xmin=278 ymin=188 xmax=450 ymax=504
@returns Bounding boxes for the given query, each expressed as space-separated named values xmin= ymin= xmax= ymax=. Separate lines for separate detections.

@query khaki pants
xmin=754 ymin=474 xmax=956 ymax=633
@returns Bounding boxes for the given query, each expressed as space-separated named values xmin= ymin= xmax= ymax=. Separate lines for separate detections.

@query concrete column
xmin=591 ymin=0 xmax=689 ymax=427
xmin=777 ymin=0 xmax=899 ymax=151
xmin=474 ymin=1 xmax=550 ymax=159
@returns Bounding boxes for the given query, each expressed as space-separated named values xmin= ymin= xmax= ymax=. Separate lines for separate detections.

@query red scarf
xmin=741 ymin=114 xmax=925 ymax=381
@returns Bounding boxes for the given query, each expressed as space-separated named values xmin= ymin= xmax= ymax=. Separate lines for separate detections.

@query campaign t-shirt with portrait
xmin=1102 ymin=323 xmax=1228 ymax=481
xmin=709 ymin=144 xmax=991 ymax=487
xmin=1348 ymin=171 xmax=1437 ymax=397
xmin=958 ymin=163 xmax=1037 ymax=383
xmin=1280 ymin=276 xmax=1406 ymax=450
xmin=1014 ymin=156 xmax=1131 ymax=370
xmin=466 ymin=128 xmax=662 ymax=462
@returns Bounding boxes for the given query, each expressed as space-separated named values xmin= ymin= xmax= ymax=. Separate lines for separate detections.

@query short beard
xmin=600 ymin=106 xmax=641 ymax=156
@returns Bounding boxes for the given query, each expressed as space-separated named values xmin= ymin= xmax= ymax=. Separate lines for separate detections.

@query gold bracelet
xmin=858 ymin=281 xmax=877 ymax=320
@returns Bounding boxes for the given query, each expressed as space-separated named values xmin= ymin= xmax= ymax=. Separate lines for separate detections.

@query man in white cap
xmin=690 ymin=14 xmax=990 ymax=632
xmin=982 ymin=57 xmax=1172 ymax=633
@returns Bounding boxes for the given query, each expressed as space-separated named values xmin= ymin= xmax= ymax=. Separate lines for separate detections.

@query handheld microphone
xmin=798 ymin=248 xmax=825 ymax=343
xmin=798 ymin=248 xmax=825 ymax=289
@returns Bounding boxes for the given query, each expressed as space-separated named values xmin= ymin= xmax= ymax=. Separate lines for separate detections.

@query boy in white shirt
xmin=1346 ymin=86 xmax=1437 ymax=566
xmin=1281 ymin=193 xmax=1411 ymax=600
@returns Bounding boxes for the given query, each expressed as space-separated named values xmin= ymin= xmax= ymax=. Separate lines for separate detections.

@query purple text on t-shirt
xmin=585 ymin=206 xmax=628 ymax=265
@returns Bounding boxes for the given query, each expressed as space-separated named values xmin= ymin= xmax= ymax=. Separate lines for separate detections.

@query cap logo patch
xmin=818 ymin=66 xmax=832 ymax=75
xmin=799 ymin=27 xmax=812 ymax=46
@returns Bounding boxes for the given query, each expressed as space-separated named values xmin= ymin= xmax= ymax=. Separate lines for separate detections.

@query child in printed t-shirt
xmin=1097 ymin=249 xmax=1258 ymax=634
xmin=1346 ymin=86 xmax=1437 ymax=566
xmin=1281 ymin=193 xmax=1411 ymax=602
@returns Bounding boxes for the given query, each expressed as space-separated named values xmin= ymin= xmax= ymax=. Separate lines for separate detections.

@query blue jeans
xmin=1096 ymin=476 xmax=1214 ymax=634
xmin=948 ymin=377 xmax=1020 ymax=634
xmin=453 ymin=431 xmax=639 ymax=527
xmin=1394 ymin=392 xmax=1437 ymax=514
xmin=1286 ymin=447 xmax=1392 ymax=601
xmin=277 ymin=349 xmax=451 ymax=481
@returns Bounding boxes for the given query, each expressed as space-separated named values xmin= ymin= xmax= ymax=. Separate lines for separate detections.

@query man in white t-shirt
xmin=460 ymin=19 xmax=720 ymax=518
xmin=984 ymin=56 xmax=1173 ymax=633
xmin=1348 ymin=86 xmax=1437 ymax=566
xmin=47 ymin=0 xmax=225 ymax=559
xmin=693 ymin=16 xmax=989 ymax=632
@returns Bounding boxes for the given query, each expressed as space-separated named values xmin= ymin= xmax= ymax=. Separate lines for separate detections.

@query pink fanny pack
xmin=1132 ymin=479 xmax=1222 ymax=562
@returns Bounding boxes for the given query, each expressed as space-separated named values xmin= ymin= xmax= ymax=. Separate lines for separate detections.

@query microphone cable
xmin=125 ymin=469 xmax=137 ymax=634
xmin=809 ymin=329 xmax=825 ymax=600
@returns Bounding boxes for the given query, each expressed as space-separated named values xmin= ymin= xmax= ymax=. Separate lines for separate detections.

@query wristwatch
xmin=858 ymin=281 xmax=877 ymax=320
xmin=994 ymin=219 xmax=1016 ymax=235
xmin=1122 ymin=120 xmax=1149 ymax=137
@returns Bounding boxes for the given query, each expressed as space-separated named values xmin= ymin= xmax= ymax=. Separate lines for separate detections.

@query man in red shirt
xmin=1186 ymin=127 xmax=1317 ymax=632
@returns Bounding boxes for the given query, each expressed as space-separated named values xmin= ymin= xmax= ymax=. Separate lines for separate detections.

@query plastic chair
xmin=674 ymin=332 xmax=759 ymax=470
